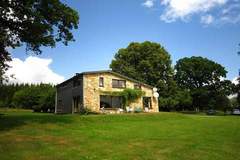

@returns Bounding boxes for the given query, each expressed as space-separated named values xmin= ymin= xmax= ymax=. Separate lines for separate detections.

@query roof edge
xmin=57 ymin=70 xmax=154 ymax=89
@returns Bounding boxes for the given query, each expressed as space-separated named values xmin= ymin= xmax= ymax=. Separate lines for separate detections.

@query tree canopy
xmin=175 ymin=56 xmax=231 ymax=110
xmin=0 ymin=0 xmax=79 ymax=83
xmin=175 ymin=56 xmax=227 ymax=89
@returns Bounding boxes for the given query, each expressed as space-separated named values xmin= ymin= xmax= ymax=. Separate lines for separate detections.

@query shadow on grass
xmin=0 ymin=112 xmax=73 ymax=132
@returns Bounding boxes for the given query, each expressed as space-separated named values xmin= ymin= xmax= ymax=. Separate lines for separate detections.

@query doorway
xmin=143 ymin=97 xmax=152 ymax=109
xmin=73 ymin=96 xmax=82 ymax=113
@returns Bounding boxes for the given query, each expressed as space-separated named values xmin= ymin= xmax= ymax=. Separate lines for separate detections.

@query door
xmin=143 ymin=97 xmax=152 ymax=109
xmin=73 ymin=96 xmax=81 ymax=113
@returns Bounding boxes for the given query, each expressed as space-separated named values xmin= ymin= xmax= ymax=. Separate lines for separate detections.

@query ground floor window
xmin=100 ymin=95 xmax=123 ymax=109
xmin=143 ymin=97 xmax=152 ymax=109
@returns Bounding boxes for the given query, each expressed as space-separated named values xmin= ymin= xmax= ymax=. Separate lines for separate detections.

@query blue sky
xmin=9 ymin=0 xmax=240 ymax=84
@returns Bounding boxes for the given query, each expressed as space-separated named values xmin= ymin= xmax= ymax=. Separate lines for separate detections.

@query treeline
xmin=0 ymin=84 xmax=55 ymax=112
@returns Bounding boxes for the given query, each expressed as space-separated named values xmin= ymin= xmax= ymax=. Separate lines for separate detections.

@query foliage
xmin=121 ymin=88 xmax=145 ymax=107
xmin=175 ymin=89 xmax=193 ymax=110
xmin=38 ymin=87 xmax=55 ymax=112
xmin=230 ymin=97 xmax=239 ymax=108
xmin=110 ymin=41 xmax=173 ymax=98
xmin=205 ymin=93 xmax=231 ymax=111
xmin=0 ymin=83 xmax=25 ymax=107
xmin=159 ymin=86 xmax=192 ymax=111
xmin=175 ymin=56 xmax=231 ymax=111
xmin=0 ymin=0 xmax=79 ymax=83
xmin=101 ymin=88 xmax=145 ymax=107
xmin=175 ymin=56 xmax=227 ymax=89
xmin=12 ymin=87 xmax=41 ymax=109
xmin=159 ymin=97 xmax=178 ymax=111
xmin=1 ymin=83 xmax=55 ymax=112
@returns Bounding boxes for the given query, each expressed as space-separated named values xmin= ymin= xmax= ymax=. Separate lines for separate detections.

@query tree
xmin=12 ymin=86 xmax=41 ymax=109
xmin=38 ymin=86 xmax=55 ymax=112
xmin=10 ymin=83 xmax=56 ymax=112
xmin=110 ymin=41 xmax=173 ymax=97
xmin=175 ymin=89 xmax=192 ymax=110
xmin=230 ymin=97 xmax=238 ymax=108
xmin=175 ymin=56 xmax=227 ymax=89
xmin=175 ymin=56 xmax=228 ymax=110
xmin=158 ymin=80 xmax=192 ymax=111
xmin=0 ymin=0 xmax=79 ymax=83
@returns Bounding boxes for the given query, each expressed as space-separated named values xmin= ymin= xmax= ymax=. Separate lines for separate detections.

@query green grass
xmin=0 ymin=109 xmax=240 ymax=160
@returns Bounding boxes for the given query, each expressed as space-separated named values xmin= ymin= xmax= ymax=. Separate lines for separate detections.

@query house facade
xmin=55 ymin=70 xmax=159 ymax=113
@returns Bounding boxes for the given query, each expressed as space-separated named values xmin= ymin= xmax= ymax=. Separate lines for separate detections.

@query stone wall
xmin=83 ymin=73 xmax=158 ymax=112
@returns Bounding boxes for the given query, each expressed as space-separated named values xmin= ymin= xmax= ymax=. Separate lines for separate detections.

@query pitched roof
xmin=57 ymin=70 xmax=154 ymax=88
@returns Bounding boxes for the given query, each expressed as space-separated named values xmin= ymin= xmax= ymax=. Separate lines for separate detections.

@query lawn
xmin=0 ymin=109 xmax=240 ymax=160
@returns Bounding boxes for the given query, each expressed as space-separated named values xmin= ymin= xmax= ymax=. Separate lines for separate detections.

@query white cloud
xmin=5 ymin=56 xmax=65 ymax=85
xmin=160 ymin=0 xmax=227 ymax=22
xmin=142 ymin=0 xmax=155 ymax=8
xmin=201 ymin=14 xmax=214 ymax=24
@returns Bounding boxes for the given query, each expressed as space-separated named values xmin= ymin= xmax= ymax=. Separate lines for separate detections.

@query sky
xmin=6 ymin=0 xmax=240 ymax=84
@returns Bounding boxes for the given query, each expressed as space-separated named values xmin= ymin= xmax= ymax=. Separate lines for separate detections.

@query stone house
xmin=55 ymin=70 xmax=159 ymax=113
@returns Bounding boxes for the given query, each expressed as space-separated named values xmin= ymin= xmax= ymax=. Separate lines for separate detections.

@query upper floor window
xmin=99 ymin=77 xmax=104 ymax=87
xmin=112 ymin=79 xmax=126 ymax=88
xmin=134 ymin=83 xmax=141 ymax=89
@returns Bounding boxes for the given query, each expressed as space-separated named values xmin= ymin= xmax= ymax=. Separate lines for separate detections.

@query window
xmin=112 ymin=79 xmax=126 ymax=88
xmin=99 ymin=77 xmax=104 ymax=87
xmin=100 ymin=95 xmax=123 ymax=108
xmin=134 ymin=83 xmax=141 ymax=89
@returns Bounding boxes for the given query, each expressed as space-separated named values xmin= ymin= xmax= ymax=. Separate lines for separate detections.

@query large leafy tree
xmin=175 ymin=56 xmax=227 ymax=89
xmin=0 ymin=0 xmax=79 ymax=83
xmin=110 ymin=41 xmax=173 ymax=97
xmin=175 ymin=56 xmax=228 ymax=110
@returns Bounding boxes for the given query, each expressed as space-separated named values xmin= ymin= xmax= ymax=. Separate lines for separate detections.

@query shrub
xmin=120 ymin=89 xmax=145 ymax=107
xmin=101 ymin=88 xmax=145 ymax=109
xmin=12 ymin=87 xmax=41 ymax=109
xmin=38 ymin=89 xmax=55 ymax=113
xmin=11 ymin=84 xmax=55 ymax=112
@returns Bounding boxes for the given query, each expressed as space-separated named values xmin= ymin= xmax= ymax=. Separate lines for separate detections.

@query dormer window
xmin=99 ymin=77 xmax=104 ymax=87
